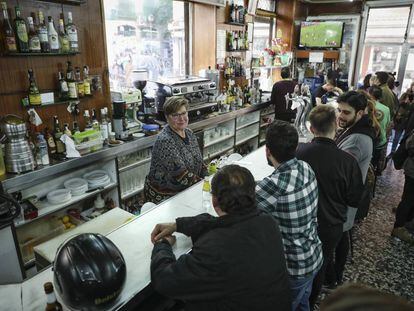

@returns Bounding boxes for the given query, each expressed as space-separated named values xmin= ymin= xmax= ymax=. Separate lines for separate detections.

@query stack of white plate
xmin=83 ymin=170 xmax=111 ymax=189
xmin=64 ymin=178 xmax=88 ymax=196
xmin=47 ymin=189 xmax=72 ymax=205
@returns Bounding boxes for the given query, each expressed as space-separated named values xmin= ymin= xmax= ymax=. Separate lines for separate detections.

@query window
xmin=252 ymin=18 xmax=274 ymax=57
xmin=103 ymin=0 xmax=187 ymax=91
xmin=358 ymin=6 xmax=411 ymax=83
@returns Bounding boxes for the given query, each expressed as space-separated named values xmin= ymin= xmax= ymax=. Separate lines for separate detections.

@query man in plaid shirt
xmin=256 ymin=120 xmax=323 ymax=311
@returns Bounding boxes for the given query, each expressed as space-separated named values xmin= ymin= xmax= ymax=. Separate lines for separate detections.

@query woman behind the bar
xmin=144 ymin=97 xmax=206 ymax=204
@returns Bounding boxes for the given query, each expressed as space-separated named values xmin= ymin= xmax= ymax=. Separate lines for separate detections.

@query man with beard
xmin=256 ymin=120 xmax=323 ymax=311
xmin=332 ymin=91 xmax=376 ymax=286
xmin=296 ymin=105 xmax=363 ymax=310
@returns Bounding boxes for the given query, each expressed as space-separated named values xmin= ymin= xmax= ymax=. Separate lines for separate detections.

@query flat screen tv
xmin=299 ymin=21 xmax=344 ymax=48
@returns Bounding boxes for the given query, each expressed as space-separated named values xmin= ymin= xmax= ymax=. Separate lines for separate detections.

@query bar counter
xmin=0 ymin=146 xmax=273 ymax=311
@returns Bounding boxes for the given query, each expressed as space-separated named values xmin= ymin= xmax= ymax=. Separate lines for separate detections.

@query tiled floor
xmin=333 ymin=161 xmax=414 ymax=302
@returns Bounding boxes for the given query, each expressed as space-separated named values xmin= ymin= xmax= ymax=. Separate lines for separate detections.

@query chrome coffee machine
xmin=146 ymin=76 xmax=218 ymax=121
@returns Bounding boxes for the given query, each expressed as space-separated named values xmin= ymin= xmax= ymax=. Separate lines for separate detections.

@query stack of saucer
xmin=47 ymin=189 xmax=72 ymax=205
xmin=64 ymin=178 xmax=88 ymax=196
xmin=83 ymin=170 xmax=111 ymax=189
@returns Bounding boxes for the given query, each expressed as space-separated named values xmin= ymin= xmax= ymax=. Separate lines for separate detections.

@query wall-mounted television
xmin=299 ymin=21 xmax=344 ymax=48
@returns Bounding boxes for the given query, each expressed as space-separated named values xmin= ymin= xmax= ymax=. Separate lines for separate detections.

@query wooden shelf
xmin=295 ymin=50 xmax=339 ymax=60
xmin=2 ymin=52 xmax=80 ymax=57
xmin=225 ymin=21 xmax=246 ymax=27
xmin=37 ymin=0 xmax=83 ymax=5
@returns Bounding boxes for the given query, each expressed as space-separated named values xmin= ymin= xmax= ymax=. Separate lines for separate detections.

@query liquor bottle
xmin=66 ymin=61 xmax=78 ymax=99
xmin=47 ymin=16 xmax=59 ymax=53
xmin=100 ymin=108 xmax=109 ymax=144
xmin=104 ymin=107 xmax=112 ymax=137
xmin=53 ymin=116 xmax=66 ymax=154
xmin=227 ymin=31 xmax=233 ymax=51
xmin=37 ymin=134 xmax=50 ymax=166
xmin=28 ymin=69 xmax=41 ymax=105
xmin=44 ymin=127 xmax=56 ymax=155
xmin=232 ymin=31 xmax=238 ymax=50
xmin=27 ymin=16 xmax=41 ymax=53
xmin=202 ymin=176 xmax=212 ymax=212
xmin=72 ymin=121 xmax=80 ymax=135
xmin=14 ymin=6 xmax=29 ymax=52
xmin=75 ymin=67 xmax=84 ymax=97
xmin=91 ymin=109 xmax=100 ymax=131
xmin=84 ymin=110 xmax=92 ymax=130
xmin=58 ymin=71 xmax=69 ymax=100
xmin=83 ymin=66 xmax=91 ymax=95
xmin=1 ymin=2 xmax=17 ymax=52
xmin=37 ymin=11 xmax=49 ymax=52
xmin=65 ymin=12 xmax=78 ymax=52
xmin=63 ymin=123 xmax=72 ymax=137
xmin=44 ymin=282 xmax=63 ymax=311
xmin=58 ymin=19 xmax=70 ymax=53
xmin=230 ymin=0 xmax=236 ymax=23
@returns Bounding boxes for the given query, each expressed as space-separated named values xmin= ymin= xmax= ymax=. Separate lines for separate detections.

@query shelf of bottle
xmin=2 ymin=51 xmax=80 ymax=57
xmin=37 ymin=0 xmax=83 ymax=5
xmin=226 ymin=49 xmax=248 ymax=53
xmin=225 ymin=21 xmax=246 ymax=27
xmin=24 ymin=95 xmax=93 ymax=108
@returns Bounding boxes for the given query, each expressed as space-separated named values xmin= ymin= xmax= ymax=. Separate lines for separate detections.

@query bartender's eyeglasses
xmin=170 ymin=111 xmax=188 ymax=120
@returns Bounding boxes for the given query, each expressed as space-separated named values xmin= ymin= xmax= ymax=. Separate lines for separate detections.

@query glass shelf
xmin=2 ymin=52 xmax=80 ymax=57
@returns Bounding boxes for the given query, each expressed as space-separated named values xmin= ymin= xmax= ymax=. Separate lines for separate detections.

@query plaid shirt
xmin=256 ymin=158 xmax=323 ymax=279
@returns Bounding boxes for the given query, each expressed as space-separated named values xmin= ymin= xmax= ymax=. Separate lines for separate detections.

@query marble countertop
xmin=0 ymin=145 xmax=279 ymax=310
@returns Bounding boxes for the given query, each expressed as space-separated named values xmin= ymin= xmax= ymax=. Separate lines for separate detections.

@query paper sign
xmin=309 ymin=52 xmax=324 ymax=63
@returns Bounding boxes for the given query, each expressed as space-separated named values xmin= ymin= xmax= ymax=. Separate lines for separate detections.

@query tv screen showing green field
xmin=299 ymin=21 xmax=344 ymax=48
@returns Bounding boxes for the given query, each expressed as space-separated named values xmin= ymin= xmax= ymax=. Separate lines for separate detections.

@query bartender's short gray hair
xmin=164 ymin=97 xmax=189 ymax=116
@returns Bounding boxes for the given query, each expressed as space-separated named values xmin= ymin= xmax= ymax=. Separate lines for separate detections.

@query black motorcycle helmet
xmin=53 ymin=233 xmax=126 ymax=310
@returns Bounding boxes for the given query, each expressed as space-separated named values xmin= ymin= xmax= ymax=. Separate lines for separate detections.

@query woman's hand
xmin=151 ymin=222 xmax=177 ymax=243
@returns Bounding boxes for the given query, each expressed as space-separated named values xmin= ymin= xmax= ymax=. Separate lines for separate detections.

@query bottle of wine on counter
xmin=47 ymin=16 xmax=59 ymax=53
xmin=75 ymin=67 xmax=84 ymax=97
xmin=37 ymin=11 xmax=49 ymax=52
xmin=65 ymin=11 xmax=78 ymax=52
xmin=27 ymin=16 xmax=41 ymax=53
xmin=14 ymin=6 xmax=29 ymax=52
xmin=1 ymin=2 xmax=17 ymax=52
xmin=66 ymin=61 xmax=78 ymax=99
xmin=28 ymin=69 xmax=41 ymax=106
xmin=53 ymin=116 xmax=66 ymax=154
xmin=58 ymin=18 xmax=70 ymax=53
xmin=44 ymin=282 xmax=63 ymax=311
xmin=83 ymin=65 xmax=91 ymax=95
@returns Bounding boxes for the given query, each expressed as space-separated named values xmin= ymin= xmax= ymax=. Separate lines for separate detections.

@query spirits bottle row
xmin=1 ymin=2 xmax=78 ymax=54
xmin=228 ymin=0 xmax=246 ymax=24
xmin=224 ymin=56 xmax=246 ymax=78
xmin=27 ymin=62 xmax=92 ymax=106
xmin=227 ymin=30 xmax=248 ymax=51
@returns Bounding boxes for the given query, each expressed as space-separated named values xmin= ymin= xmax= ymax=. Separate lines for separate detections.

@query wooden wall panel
xmin=307 ymin=2 xmax=363 ymax=16
xmin=0 ymin=0 xmax=110 ymax=131
xmin=192 ymin=3 xmax=216 ymax=75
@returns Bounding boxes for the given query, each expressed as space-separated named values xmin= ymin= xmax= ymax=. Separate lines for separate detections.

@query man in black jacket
xmin=150 ymin=165 xmax=291 ymax=311
xmin=271 ymin=67 xmax=297 ymax=122
xmin=296 ymin=105 xmax=363 ymax=309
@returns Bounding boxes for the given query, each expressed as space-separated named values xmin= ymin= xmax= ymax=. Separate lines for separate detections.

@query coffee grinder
xmin=132 ymin=70 xmax=157 ymax=124
xmin=112 ymin=100 xmax=130 ymax=140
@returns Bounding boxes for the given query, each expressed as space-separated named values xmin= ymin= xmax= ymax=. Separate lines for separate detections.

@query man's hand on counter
xmin=151 ymin=222 xmax=177 ymax=243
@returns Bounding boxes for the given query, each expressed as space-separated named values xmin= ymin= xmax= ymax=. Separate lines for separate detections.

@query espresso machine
xmin=146 ymin=76 xmax=217 ymax=122
xmin=1 ymin=115 xmax=35 ymax=174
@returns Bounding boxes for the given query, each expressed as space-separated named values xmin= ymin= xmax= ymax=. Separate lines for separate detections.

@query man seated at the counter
xmin=150 ymin=165 xmax=292 ymax=311
xmin=144 ymin=97 xmax=206 ymax=204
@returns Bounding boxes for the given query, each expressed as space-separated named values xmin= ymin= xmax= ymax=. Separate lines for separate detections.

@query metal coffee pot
xmin=1 ymin=115 xmax=35 ymax=173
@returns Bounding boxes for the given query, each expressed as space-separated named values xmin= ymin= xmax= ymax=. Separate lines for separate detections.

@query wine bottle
xmin=28 ymin=69 xmax=41 ymax=105
xmin=65 ymin=12 xmax=78 ymax=52
xmin=27 ymin=16 xmax=41 ymax=53
xmin=1 ymin=2 xmax=17 ymax=52
xmin=58 ymin=71 xmax=69 ymax=100
xmin=75 ymin=67 xmax=84 ymax=97
xmin=58 ymin=18 xmax=70 ymax=53
xmin=37 ymin=11 xmax=50 ymax=52
xmin=47 ymin=16 xmax=59 ymax=53
xmin=14 ymin=6 xmax=29 ymax=52
xmin=53 ymin=116 xmax=66 ymax=154
xmin=83 ymin=65 xmax=91 ymax=95
xmin=66 ymin=61 xmax=78 ymax=99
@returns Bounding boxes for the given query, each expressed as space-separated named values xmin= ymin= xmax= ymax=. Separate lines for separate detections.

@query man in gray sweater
xmin=332 ymin=91 xmax=376 ymax=285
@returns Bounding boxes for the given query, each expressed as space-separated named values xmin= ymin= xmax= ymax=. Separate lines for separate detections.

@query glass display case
xmin=203 ymin=120 xmax=235 ymax=147
xmin=236 ymin=122 xmax=260 ymax=145
xmin=236 ymin=110 xmax=261 ymax=130
xmin=203 ymin=137 xmax=235 ymax=161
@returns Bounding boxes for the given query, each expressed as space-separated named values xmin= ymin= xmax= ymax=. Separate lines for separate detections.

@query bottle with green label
xmin=37 ymin=11 xmax=50 ymax=53
xmin=14 ymin=6 xmax=29 ymax=52
xmin=1 ymin=2 xmax=17 ymax=52
xmin=28 ymin=69 xmax=41 ymax=105
xmin=58 ymin=18 xmax=70 ymax=53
